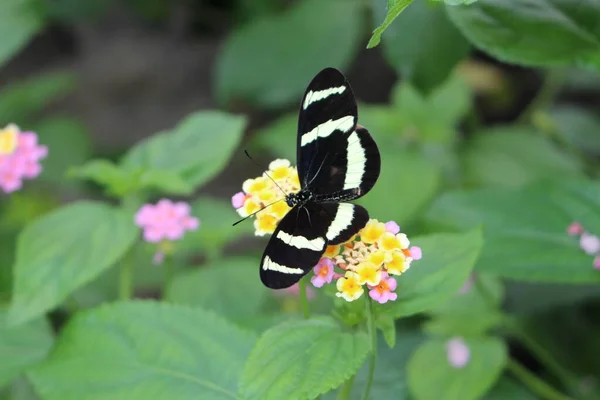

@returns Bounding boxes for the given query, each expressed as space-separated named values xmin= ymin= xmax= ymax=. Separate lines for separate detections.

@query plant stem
xmin=337 ymin=375 xmax=356 ymax=400
xmin=298 ymin=278 xmax=310 ymax=319
xmin=163 ymin=255 xmax=173 ymax=298
xmin=118 ymin=247 xmax=135 ymax=301
xmin=508 ymin=359 xmax=576 ymax=400
xmin=360 ymin=297 xmax=377 ymax=400
xmin=518 ymin=69 xmax=565 ymax=124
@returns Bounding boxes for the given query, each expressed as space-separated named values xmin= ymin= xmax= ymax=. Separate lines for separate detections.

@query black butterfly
xmin=260 ymin=68 xmax=381 ymax=289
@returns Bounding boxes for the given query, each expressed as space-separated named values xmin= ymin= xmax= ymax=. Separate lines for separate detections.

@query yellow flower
xmin=397 ymin=233 xmax=410 ymax=249
xmin=255 ymin=214 xmax=278 ymax=236
xmin=269 ymin=201 xmax=290 ymax=219
xmin=269 ymin=166 xmax=291 ymax=180
xmin=242 ymin=177 xmax=269 ymax=194
xmin=257 ymin=188 xmax=277 ymax=203
xmin=269 ymin=159 xmax=291 ymax=170
xmin=385 ymin=252 xmax=409 ymax=275
xmin=379 ymin=232 xmax=402 ymax=251
xmin=367 ymin=250 xmax=391 ymax=267
xmin=239 ymin=199 xmax=261 ymax=217
xmin=360 ymin=220 xmax=386 ymax=244
xmin=0 ymin=124 xmax=19 ymax=155
xmin=354 ymin=261 xmax=382 ymax=286
xmin=289 ymin=172 xmax=301 ymax=188
xmin=324 ymin=244 xmax=341 ymax=258
xmin=335 ymin=272 xmax=364 ymax=302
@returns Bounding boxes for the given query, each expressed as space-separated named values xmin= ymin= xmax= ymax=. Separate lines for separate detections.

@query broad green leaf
xmin=0 ymin=309 xmax=53 ymax=387
xmin=1 ymin=376 xmax=42 ymax=400
xmin=358 ymin=149 xmax=441 ymax=224
xmin=216 ymin=0 xmax=362 ymax=108
xmin=0 ymin=0 xmax=42 ymax=67
xmin=8 ymin=201 xmax=138 ymax=325
xmin=446 ymin=0 xmax=600 ymax=68
xmin=423 ymin=313 xmax=503 ymax=336
xmin=407 ymin=337 xmax=507 ymax=400
xmin=179 ymin=197 xmax=254 ymax=257
xmin=484 ymin=378 xmax=536 ymax=400
xmin=426 ymin=179 xmax=600 ymax=283
xmin=377 ymin=0 xmax=470 ymax=92
xmin=380 ymin=229 xmax=483 ymax=318
xmin=167 ymin=257 xmax=270 ymax=321
xmin=463 ymin=127 xmax=583 ymax=187
xmin=69 ymin=159 xmax=136 ymax=197
xmin=367 ymin=0 xmax=415 ymax=49
xmin=250 ymin=113 xmax=297 ymax=161
xmin=136 ymin=169 xmax=194 ymax=195
xmin=122 ymin=111 xmax=246 ymax=189
xmin=29 ymin=301 xmax=256 ymax=400
xmin=550 ymin=106 xmax=600 ymax=154
xmin=240 ymin=317 xmax=370 ymax=400
xmin=376 ymin=315 xmax=397 ymax=348
xmin=434 ymin=0 xmax=478 ymax=4
xmin=430 ymin=273 xmax=504 ymax=317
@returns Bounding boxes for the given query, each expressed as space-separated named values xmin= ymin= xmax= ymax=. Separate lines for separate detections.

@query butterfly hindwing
xmin=321 ymin=202 xmax=369 ymax=245
xmin=260 ymin=202 xmax=329 ymax=289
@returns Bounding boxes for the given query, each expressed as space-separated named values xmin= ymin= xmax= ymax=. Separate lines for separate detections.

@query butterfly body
xmin=260 ymin=68 xmax=381 ymax=289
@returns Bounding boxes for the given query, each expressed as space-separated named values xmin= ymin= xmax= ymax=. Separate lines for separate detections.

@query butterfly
xmin=260 ymin=67 xmax=381 ymax=289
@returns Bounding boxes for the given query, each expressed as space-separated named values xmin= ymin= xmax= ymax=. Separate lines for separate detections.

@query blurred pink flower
xmin=231 ymin=191 xmax=247 ymax=209
xmin=594 ymin=256 xmax=600 ymax=271
xmin=367 ymin=271 xmax=397 ymax=304
xmin=385 ymin=221 xmax=400 ymax=234
xmin=446 ymin=337 xmax=470 ymax=368
xmin=274 ymin=282 xmax=316 ymax=299
xmin=135 ymin=199 xmax=199 ymax=243
xmin=567 ymin=222 xmax=583 ymax=236
xmin=580 ymin=232 xmax=600 ymax=255
xmin=0 ymin=128 xmax=47 ymax=193
xmin=410 ymin=246 xmax=422 ymax=260
xmin=311 ymin=257 xmax=335 ymax=288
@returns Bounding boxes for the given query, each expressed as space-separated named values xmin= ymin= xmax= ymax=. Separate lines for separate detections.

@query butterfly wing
xmin=320 ymin=202 xmax=369 ymax=245
xmin=260 ymin=202 xmax=329 ymax=289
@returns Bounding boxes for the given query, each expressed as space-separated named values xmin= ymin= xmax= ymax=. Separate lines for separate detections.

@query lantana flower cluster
xmin=232 ymin=159 xmax=422 ymax=303
xmin=0 ymin=124 xmax=48 ymax=193
xmin=567 ymin=222 xmax=600 ymax=269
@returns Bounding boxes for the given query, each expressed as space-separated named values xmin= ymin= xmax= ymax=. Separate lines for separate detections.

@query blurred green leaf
xmin=483 ymin=378 xmax=535 ymax=399
xmin=33 ymin=117 xmax=91 ymax=187
xmin=0 ymin=0 xmax=42 ymax=68
xmin=216 ymin=0 xmax=362 ymax=108
xmin=30 ymin=301 xmax=256 ymax=400
xmin=433 ymin=0 xmax=478 ymax=4
xmin=250 ymin=113 xmax=297 ymax=161
xmin=179 ymin=197 xmax=253 ymax=257
xmin=122 ymin=111 xmax=246 ymax=189
xmin=1 ymin=376 xmax=42 ymax=400
xmin=239 ymin=317 xmax=370 ymax=400
xmin=407 ymin=337 xmax=507 ymax=400
xmin=430 ymin=273 xmax=504 ymax=317
xmin=423 ymin=313 xmax=503 ymax=336
xmin=69 ymin=160 xmax=136 ymax=197
xmin=0 ymin=72 xmax=75 ymax=121
xmin=380 ymin=229 xmax=483 ymax=318
xmin=376 ymin=315 xmax=397 ymax=348
xmin=446 ymin=0 xmax=600 ymax=68
xmin=358 ymin=149 xmax=442 ymax=225
xmin=367 ymin=0 xmax=414 ymax=49
xmin=550 ymin=106 xmax=600 ymax=154
xmin=377 ymin=0 xmax=470 ymax=92
xmin=0 ymin=309 xmax=52 ymax=387
xmin=463 ymin=127 xmax=583 ymax=187
xmin=426 ymin=179 xmax=600 ymax=283
xmin=8 ymin=201 xmax=138 ymax=325
xmin=167 ymin=257 xmax=270 ymax=321
xmin=136 ymin=169 xmax=194 ymax=195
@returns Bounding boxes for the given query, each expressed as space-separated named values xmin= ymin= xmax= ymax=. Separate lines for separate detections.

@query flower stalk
xmin=360 ymin=296 xmax=377 ymax=400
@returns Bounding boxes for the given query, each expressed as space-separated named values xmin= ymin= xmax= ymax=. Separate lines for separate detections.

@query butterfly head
xmin=285 ymin=190 xmax=312 ymax=208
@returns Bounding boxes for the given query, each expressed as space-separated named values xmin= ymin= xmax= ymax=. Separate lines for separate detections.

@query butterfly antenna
xmin=244 ymin=150 xmax=288 ymax=197
xmin=232 ymin=199 xmax=283 ymax=226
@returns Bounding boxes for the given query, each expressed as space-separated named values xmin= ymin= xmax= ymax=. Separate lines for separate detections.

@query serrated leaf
xmin=463 ymin=127 xmax=583 ymax=187
xmin=29 ymin=301 xmax=256 ymax=400
xmin=380 ymin=229 xmax=483 ymax=318
xmin=376 ymin=0 xmax=470 ymax=92
xmin=0 ymin=309 xmax=53 ymax=387
xmin=167 ymin=257 xmax=270 ymax=321
xmin=0 ymin=0 xmax=42 ymax=68
xmin=426 ymin=179 xmax=600 ymax=283
xmin=240 ymin=317 xmax=370 ymax=400
xmin=446 ymin=0 xmax=600 ymax=68
xmin=407 ymin=337 xmax=507 ymax=400
xmin=216 ymin=0 xmax=362 ymax=108
xmin=367 ymin=0 xmax=415 ymax=49
xmin=8 ymin=201 xmax=138 ymax=325
xmin=122 ymin=111 xmax=246 ymax=190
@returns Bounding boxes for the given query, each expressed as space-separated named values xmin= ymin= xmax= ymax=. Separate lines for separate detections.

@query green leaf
xmin=446 ymin=0 xmax=600 ymax=68
xmin=433 ymin=0 xmax=479 ymax=4
xmin=484 ymin=378 xmax=536 ymax=400
xmin=239 ymin=317 xmax=370 ymax=400
xmin=29 ymin=301 xmax=256 ymax=400
xmin=250 ymin=113 xmax=297 ymax=161
xmin=367 ymin=0 xmax=415 ymax=49
xmin=0 ymin=309 xmax=53 ymax=387
xmin=463 ymin=127 xmax=583 ymax=188
xmin=8 ymin=201 xmax=138 ymax=325
xmin=407 ymin=337 xmax=507 ymax=400
xmin=426 ymin=179 xmax=600 ymax=283
xmin=216 ymin=0 xmax=362 ymax=108
xmin=0 ymin=72 xmax=75 ymax=121
xmin=136 ymin=169 xmax=194 ymax=195
xmin=380 ymin=229 xmax=483 ymax=318
xmin=0 ymin=0 xmax=42 ymax=67
xmin=423 ymin=313 xmax=503 ymax=336
xmin=430 ymin=273 xmax=504 ymax=317
xmin=122 ymin=111 xmax=246 ymax=189
xmin=376 ymin=0 xmax=470 ymax=92
xmin=167 ymin=257 xmax=270 ymax=322
xmin=375 ymin=314 xmax=397 ymax=348
xmin=550 ymin=106 xmax=600 ymax=154
xmin=69 ymin=160 xmax=136 ymax=197
xmin=358 ymin=148 xmax=441 ymax=224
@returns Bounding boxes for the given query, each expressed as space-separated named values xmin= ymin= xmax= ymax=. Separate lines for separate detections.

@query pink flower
xmin=567 ymin=222 xmax=583 ymax=236
xmin=594 ymin=256 xmax=600 ymax=271
xmin=274 ymin=282 xmax=316 ymax=299
xmin=446 ymin=337 xmax=470 ymax=368
xmin=410 ymin=246 xmax=422 ymax=260
xmin=134 ymin=199 xmax=199 ymax=243
xmin=311 ymin=258 xmax=335 ymax=288
xmin=231 ymin=191 xmax=247 ymax=209
xmin=0 ymin=129 xmax=47 ymax=193
xmin=385 ymin=221 xmax=400 ymax=234
xmin=580 ymin=232 xmax=600 ymax=255
xmin=367 ymin=272 xmax=397 ymax=304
